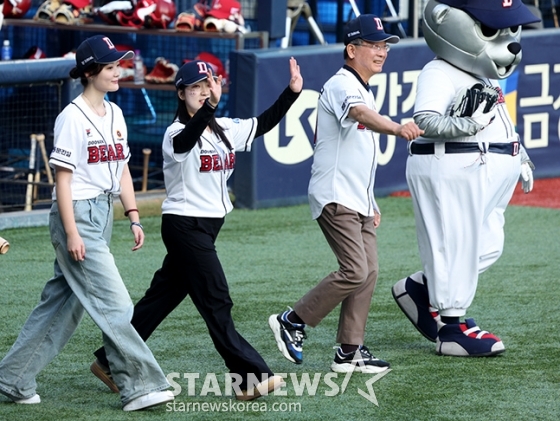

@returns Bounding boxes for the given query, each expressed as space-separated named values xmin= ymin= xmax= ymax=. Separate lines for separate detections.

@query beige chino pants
xmin=294 ymin=203 xmax=379 ymax=345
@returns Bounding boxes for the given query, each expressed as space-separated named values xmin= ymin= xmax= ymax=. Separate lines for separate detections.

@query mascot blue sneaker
xmin=392 ymin=272 xmax=440 ymax=342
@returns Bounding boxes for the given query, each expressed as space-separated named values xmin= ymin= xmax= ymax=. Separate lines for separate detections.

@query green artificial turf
xmin=0 ymin=197 xmax=558 ymax=420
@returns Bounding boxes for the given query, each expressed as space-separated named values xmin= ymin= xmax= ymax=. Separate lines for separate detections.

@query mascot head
xmin=422 ymin=0 xmax=540 ymax=79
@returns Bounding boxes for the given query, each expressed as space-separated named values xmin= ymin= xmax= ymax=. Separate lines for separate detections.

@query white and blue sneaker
xmin=331 ymin=345 xmax=390 ymax=374
xmin=268 ymin=309 xmax=307 ymax=364
xmin=436 ymin=318 xmax=505 ymax=357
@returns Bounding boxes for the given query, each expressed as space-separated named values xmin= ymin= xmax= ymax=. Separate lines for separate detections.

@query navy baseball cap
xmin=72 ymin=35 xmax=134 ymax=77
xmin=344 ymin=14 xmax=400 ymax=45
xmin=175 ymin=60 xmax=217 ymax=88
xmin=438 ymin=0 xmax=541 ymax=29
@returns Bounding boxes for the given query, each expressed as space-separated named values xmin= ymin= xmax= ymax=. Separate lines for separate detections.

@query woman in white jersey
xmin=0 ymin=35 xmax=173 ymax=411
xmin=91 ymin=58 xmax=303 ymax=400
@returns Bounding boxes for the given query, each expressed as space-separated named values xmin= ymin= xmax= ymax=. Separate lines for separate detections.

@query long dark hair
xmin=173 ymin=93 xmax=232 ymax=151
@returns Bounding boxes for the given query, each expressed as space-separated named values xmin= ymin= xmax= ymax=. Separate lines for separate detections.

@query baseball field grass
xmin=0 ymin=197 xmax=558 ymax=420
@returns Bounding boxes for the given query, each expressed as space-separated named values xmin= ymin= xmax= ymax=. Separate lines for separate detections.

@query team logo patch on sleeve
xmin=52 ymin=146 xmax=72 ymax=158
xmin=342 ymin=94 xmax=362 ymax=113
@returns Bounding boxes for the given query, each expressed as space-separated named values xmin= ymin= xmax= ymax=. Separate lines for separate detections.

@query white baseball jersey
xmin=308 ymin=66 xmax=380 ymax=220
xmin=161 ymin=116 xmax=257 ymax=218
xmin=413 ymin=59 xmax=517 ymax=145
xmin=407 ymin=59 xmax=520 ymax=316
xmin=49 ymin=95 xmax=130 ymax=201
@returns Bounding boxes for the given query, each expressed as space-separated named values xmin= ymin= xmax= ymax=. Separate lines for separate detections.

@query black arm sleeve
xmin=255 ymin=87 xmax=301 ymax=138
xmin=172 ymin=99 xmax=217 ymax=154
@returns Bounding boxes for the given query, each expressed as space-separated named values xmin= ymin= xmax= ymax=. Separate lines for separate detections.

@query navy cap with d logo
xmin=73 ymin=35 xmax=134 ymax=76
xmin=343 ymin=14 xmax=400 ymax=45
xmin=175 ymin=61 xmax=216 ymax=88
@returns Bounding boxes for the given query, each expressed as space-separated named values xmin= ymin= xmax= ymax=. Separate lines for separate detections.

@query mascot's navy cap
xmin=344 ymin=14 xmax=400 ymax=45
xmin=439 ymin=0 xmax=541 ymax=29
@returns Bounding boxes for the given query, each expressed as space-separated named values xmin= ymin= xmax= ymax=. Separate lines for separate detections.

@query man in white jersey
xmin=269 ymin=14 xmax=423 ymax=372
xmin=391 ymin=0 xmax=539 ymax=357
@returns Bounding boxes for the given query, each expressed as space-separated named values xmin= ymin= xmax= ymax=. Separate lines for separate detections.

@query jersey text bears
xmin=88 ymin=143 xmax=125 ymax=164
xmin=200 ymin=153 xmax=235 ymax=172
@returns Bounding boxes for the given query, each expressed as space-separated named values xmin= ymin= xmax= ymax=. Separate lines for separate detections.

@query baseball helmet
xmin=96 ymin=0 xmax=133 ymax=25
xmin=144 ymin=0 xmax=176 ymax=29
xmin=116 ymin=0 xmax=175 ymax=28
xmin=3 ymin=0 xmax=32 ymax=18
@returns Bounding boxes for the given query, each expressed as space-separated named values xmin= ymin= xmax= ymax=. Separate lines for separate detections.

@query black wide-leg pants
xmin=95 ymin=214 xmax=273 ymax=389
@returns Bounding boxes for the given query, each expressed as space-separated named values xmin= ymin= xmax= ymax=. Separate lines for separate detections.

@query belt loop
xmin=434 ymin=142 xmax=445 ymax=158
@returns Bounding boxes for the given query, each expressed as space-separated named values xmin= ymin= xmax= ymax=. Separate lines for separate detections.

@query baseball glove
xmin=145 ymin=57 xmax=179 ymax=84
xmin=34 ymin=0 xmax=61 ymax=20
xmin=52 ymin=3 xmax=94 ymax=25
xmin=175 ymin=11 xmax=196 ymax=32
xmin=450 ymin=83 xmax=499 ymax=117
xmin=175 ymin=1 xmax=207 ymax=32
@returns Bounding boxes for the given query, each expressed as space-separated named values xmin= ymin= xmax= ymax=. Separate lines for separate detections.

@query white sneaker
xmin=13 ymin=394 xmax=41 ymax=404
xmin=123 ymin=390 xmax=174 ymax=411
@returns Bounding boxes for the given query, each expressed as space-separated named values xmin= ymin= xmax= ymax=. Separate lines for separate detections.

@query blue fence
xmin=229 ymin=29 xmax=560 ymax=209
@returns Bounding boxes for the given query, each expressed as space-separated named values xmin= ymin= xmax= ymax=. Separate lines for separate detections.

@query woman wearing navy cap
xmin=0 ymin=35 xmax=173 ymax=411
xmin=91 ymin=58 xmax=303 ymax=400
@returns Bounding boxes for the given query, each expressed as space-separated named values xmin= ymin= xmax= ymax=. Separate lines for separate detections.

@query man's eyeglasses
xmin=354 ymin=42 xmax=391 ymax=52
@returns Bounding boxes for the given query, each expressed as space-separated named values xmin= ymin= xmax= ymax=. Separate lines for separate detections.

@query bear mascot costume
xmin=392 ymin=0 xmax=540 ymax=357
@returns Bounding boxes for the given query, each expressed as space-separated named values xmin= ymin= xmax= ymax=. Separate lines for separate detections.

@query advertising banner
xmin=229 ymin=30 xmax=560 ymax=209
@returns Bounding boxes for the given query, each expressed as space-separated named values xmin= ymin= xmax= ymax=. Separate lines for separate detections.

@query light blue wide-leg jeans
xmin=0 ymin=194 xmax=169 ymax=405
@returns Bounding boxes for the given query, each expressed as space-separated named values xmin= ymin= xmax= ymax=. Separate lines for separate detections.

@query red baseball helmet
xmin=144 ymin=0 xmax=176 ymax=29
xmin=3 ymin=0 xmax=32 ymax=18
xmin=117 ymin=0 xmax=176 ymax=28
xmin=96 ymin=0 xmax=130 ymax=25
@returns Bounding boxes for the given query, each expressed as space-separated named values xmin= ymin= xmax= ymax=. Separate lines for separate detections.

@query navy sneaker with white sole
xmin=268 ymin=310 xmax=306 ymax=364
xmin=331 ymin=345 xmax=390 ymax=373
xmin=436 ymin=318 xmax=505 ymax=357
xmin=392 ymin=271 xmax=440 ymax=342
